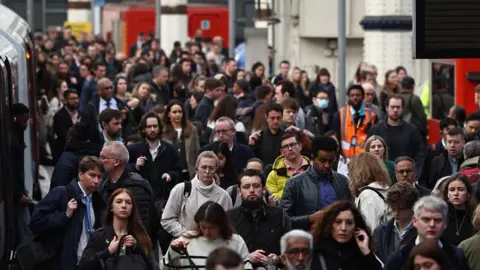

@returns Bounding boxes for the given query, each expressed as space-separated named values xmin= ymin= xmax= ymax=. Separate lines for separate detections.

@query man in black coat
xmin=227 ymin=169 xmax=290 ymax=269
xmin=194 ymin=77 xmax=223 ymax=126
xmin=52 ymin=89 xmax=80 ymax=162
xmin=98 ymin=141 xmax=157 ymax=244
xmin=394 ymin=156 xmax=431 ymax=197
xmin=384 ymin=196 xmax=469 ymax=270
xmin=127 ymin=112 xmax=183 ymax=204
xmin=429 ymin=127 xmax=465 ymax=189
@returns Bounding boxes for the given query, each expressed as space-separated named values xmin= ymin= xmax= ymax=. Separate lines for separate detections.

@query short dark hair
xmin=194 ymin=201 xmax=234 ymax=240
xmin=10 ymin=103 xmax=30 ymax=116
xmin=238 ymin=168 xmax=265 ymax=187
xmin=311 ymin=87 xmax=328 ymax=98
xmin=386 ymin=182 xmax=418 ymax=209
xmin=280 ymin=60 xmax=290 ymax=66
xmin=311 ymin=135 xmax=338 ymax=157
xmin=98 ymin=109 xmax=122 ymax=126
xmin=440 ymin=117 xmax=457 ymax=130
xmin=206 ymin=247 xmax=243 ymax=270
xmin=78 ymin=156 xmax=104 ymax=174
xmin=92 ymin=61 xmax=106 ymax=71
xmin=63 ymin=89 xmax=78 ymax=100
xmin=404 ymin=240 xmax=453 ymax=270
xmin=465 ymin=113 xmax=480 ymax=124
xmin=255 ymin=85 xmax=271 ymax=99
xmin=138 ymin=111 xmax=163 ymax=139
xmin=452 ymin=105 xmax=466 ymax=124
xmin=394 ymin=156 xmax=415 ymax=167
xmin=386 ymin=94 xmax=405 ymax=108
xmin=446 ymin=127 xmax=464 ymax=138
xmin=282 ymin=97 xmax=299 ymax=112
xmin=204 ymin=77 xmax=221 ymax=91
xmin=281 ymin=132 xmax=299 ymax=145
xmin=347 ymin=84 xmax=364 ymax=97
xmin=265 ymin=102 xmax=283 ymax=117
xmin=280 ymin=80 xmax=296 ymax=98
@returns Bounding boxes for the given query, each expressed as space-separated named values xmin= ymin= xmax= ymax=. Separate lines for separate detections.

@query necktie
xmin=105 ymin=100 xmax=111 ymax=108
xmin=84 ymin=196 xmax=93 ymax=236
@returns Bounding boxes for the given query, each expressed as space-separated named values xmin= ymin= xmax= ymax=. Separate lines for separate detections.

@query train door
xmin=0 ymin=56 xmax=15 ymax=264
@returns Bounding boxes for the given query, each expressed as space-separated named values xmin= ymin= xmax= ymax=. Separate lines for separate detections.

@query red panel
xmin=125 ymin=8 xmax=156 ymax=55
xmin=187 ymin=6 xmax=229 ymax=47
xmin=455 ymin=59 xmax=480 ymax=115
xmin=428 ymin=119 xmax=441 ymax=146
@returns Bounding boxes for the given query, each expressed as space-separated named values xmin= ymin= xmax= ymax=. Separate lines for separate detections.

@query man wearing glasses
xmin=280 ymin=230 xmax=313 ymax=270
xmin=395 ymin=156 xmax=431 ymax=197
xmin=384 ymin=196 xmax=469 ymax=270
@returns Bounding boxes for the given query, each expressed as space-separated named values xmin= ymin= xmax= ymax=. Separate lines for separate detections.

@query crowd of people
xmin=9 ymin=25 xmax=480 ymax=270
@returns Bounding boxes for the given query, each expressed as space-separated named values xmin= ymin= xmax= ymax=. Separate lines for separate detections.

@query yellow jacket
xmin=266 ymin=155 xmax=310 ymax=199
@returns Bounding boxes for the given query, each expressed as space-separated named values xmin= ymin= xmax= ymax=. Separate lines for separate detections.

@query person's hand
xmin=66 ymin=198 xmax=78 ymax=218
xmin=108 ymin=236 xmax=121 ymax=255
xmin=135 ymin=156 xmax=147 ymax=170
xmin=285 ymin=126 xmax=300 ymax=133
xmin=249 ymin=132 xmax=261 ymax=146
xmin=18 ymin=194 xmax=30 ymax=207
xmin=162 ymin=173 xmax=171 ymax=182
xmin=308 ymin=210 xmax=323 ymax=223
xmin=267 ymin=253 xmax=280 ymax=264
xmin=70 ymin=77 xmax=78 ymax=85
xmin=127 ymin=98 xmax=140 ymax=109
xmin=249 ymin=250 xmax=268 ymax=265
xmin=268 ymin=195 xmax=278 ymax=206
xmin=123 ymin=235 xmax=137 ymax=247
xmin=303 ymin=129 xmax=314 ymax=138
xmin=354 ymin=228 xmax=371 ymax=255
xmin=170 ymin=239 xmax=189 ymax=254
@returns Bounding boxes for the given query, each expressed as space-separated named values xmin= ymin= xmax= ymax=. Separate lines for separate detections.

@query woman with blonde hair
xmin=129 ymin=81 xmax=155 ymax=124
xmin=349 ymin=152 xmax=391 ymax=231
xmin=365 ymin=135 xmax=396 ymax=183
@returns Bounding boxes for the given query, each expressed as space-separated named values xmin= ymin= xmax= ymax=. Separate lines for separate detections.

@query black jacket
xmin=127 ymin=141 xmax=183 ymax=201
xmin=252 ymin=128 xmax=285 ymax=166
xmin=52 ymin=107 xmax=76 ymax=162
xmin=373 ymin=218 xmax=417 ymax=263
xmin=429 ymin=151 xmax=463 ymax=189
xmin=11 ymin=122 xmax=26 ymax=202
xmin=368 ymin=121 xmax=425 ymax=177
xmin=305 ymin=104 xmax=331 ymax=136
xmin=194 ymin=96 xmax=214 ymax=126
xmin=384 ymin=241 xmax=470 ymax=270
xmin=78 ymin=224 xmax=153 ymax=270
xmin=280 ymin=168 xmax=352 ymax=230
xmin=227 ymin=205 xmax=290 ymax=262
xmin=98 ymin=170 xmax=157 ymax=243
xmin=311 ymin=238 xmax=383 ymax=270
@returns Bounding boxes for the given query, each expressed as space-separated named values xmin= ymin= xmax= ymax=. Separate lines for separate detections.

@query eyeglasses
xmin=215 ymin=129 xmax=233 ymax=135
xmin=395 ymin=169 xmax=414 ymax=175
xmin=99 ymin=155 xmax=116 ymax=160
xmin=286 ymin=248 xmax=311 ymax=256
xmin=281 ymin=142 xmax=298 ymax=150
xmin=103 ymin=86 xmax=113 ymax=90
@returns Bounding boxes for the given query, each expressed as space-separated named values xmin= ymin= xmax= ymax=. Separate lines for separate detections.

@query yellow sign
xmin=64 ymin=21 xmax=92 ymax=40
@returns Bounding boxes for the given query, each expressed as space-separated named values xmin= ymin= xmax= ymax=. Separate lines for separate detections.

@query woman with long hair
xmin=79 ymin=189 xmax=153 ymax=270
xmin=129 ymin=81 xmax=155 ymax=124
xmin=349 ymin=152 xmax=391 ymax=231
xmin=290 ymin=67 xmax=309 ymax=108
xmin=380 ymin=70 xmax=400 ymax=115
xmin=162 ymin=100 xmax=200 ymax=180
xmin=162 ymin=201 xmax=252 ymax=269
xmin=403 ymin=239 xmax=453 ymax=270
xmin=440 ymin=173 xmax=475 ymax=246
xmin=365 ymin=135 xmax=396 ymax=183
xmin=310 ymin=200 xmax=383 ymax=270
xmin=210 ymin=141 xmax=237 ymax=189
xmin=309 ymin=68 xmax=338 ymax=113
xmin=114 ymin=76 xmax=131 ymax=102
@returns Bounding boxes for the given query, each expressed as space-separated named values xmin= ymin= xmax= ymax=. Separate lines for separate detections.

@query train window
xmin=430 ymin=61 xmax=455 ymax=120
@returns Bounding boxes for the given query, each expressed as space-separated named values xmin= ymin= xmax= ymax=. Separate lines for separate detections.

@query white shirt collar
xmin=77 ymin=181 xmax=89 ymax=197
xmin=415 ymin=236 xmax=443 ymax=248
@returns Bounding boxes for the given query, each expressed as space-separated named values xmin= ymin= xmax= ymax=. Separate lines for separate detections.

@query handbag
xmin=101 ymin=236 xmax=150 ymax=270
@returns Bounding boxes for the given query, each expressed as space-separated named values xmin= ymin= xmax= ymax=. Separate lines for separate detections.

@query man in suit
xmin=53 ymin=89 xmax=80 ymax=162
xmin=201 ymin=117 xmax=255 ymax=175
xmin=129 ymin=32 xmax=146 ymax=57
xmin=79 ymin=61 xmax=106 ymax=113
xmin=80 ymin=78 xmax=133 ymax=144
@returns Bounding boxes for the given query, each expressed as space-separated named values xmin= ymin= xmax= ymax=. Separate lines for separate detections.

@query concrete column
xmin=161 ymin=0 xmax=188 ymax=55
xmin=67 ymin=0 xmax=91 ymax=22
xmin=362 ymin=0 xmax=413 ymax=80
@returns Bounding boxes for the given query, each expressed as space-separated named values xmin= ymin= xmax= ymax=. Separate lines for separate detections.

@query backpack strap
xmin=359 ymin=186 xmax=385 ymax=201
xmin=183 ymin=181 xmax=192 ymax=198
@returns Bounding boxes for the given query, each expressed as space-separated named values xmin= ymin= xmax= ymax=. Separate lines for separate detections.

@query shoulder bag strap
xmin=319 ymin=254 xmax=327 ymax=270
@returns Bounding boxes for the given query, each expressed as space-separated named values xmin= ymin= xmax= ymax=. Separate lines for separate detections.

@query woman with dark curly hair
xmin=441 ymin=173 xmax=475 ymax=246
xmin=310 ymin=200 xmax=383 ymax=270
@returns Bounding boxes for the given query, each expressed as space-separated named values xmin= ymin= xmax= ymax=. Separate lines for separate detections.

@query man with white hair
xmin=362 ymin=82 xmax=383 ymax=121
xmin=98 ymin=141 xmax=156 ymax=243
xmin=280 ymin=230 xmax=313 ymax=270
xmin=384 ymin=195 xmax=469 ymax=270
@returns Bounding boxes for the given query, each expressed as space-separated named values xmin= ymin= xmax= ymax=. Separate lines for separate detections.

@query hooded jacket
xmin=266 ymin=155 xmax=310 ymax=199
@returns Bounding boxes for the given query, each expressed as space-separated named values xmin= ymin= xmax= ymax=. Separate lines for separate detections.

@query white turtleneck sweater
xmin=161 ymin=176 xmax=233 ymax=238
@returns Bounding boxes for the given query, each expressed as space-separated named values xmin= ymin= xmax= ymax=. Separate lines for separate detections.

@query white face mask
xmin=316 ymin=99 xmax=329 ymax=109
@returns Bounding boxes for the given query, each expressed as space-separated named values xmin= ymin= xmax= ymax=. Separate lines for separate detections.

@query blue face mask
xmin=317 ymin=99 xmax=329 ymax=109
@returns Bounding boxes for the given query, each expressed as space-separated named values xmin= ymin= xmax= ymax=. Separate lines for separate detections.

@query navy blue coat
xmin=200 ymin=142 xmax=255 ymax=175
xmin=30 ymin=180 xmax=105 ymax=270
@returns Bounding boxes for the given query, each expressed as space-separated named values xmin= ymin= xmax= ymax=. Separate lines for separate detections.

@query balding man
xmin=81 ymin=77 xmax=133 ymax=144
xmin=362 ymin=82 xmax=383 ymax=121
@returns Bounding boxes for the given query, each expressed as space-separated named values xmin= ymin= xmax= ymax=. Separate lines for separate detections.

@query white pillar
xmin=67 ymin=0 xmax=91 ymax=22
xmin=363 ymin=0 xmax=413 ymax=79
xmin=161 ymin=0 xmax=188 ymax=55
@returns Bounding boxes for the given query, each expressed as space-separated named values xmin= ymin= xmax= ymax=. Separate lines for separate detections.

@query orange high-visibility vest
xmin=339 ymin=105 xmax=376 ymax=158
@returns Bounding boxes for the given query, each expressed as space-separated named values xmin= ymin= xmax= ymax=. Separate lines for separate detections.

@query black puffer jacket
xmin=280 ymin=167 xmax=352 ymax=230
xmin=99 ymin=169 xmax=157 ymax=243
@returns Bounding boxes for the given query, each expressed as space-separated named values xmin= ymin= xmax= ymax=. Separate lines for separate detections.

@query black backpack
xmin=16 ymin=185 xmax=76 ymax=270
